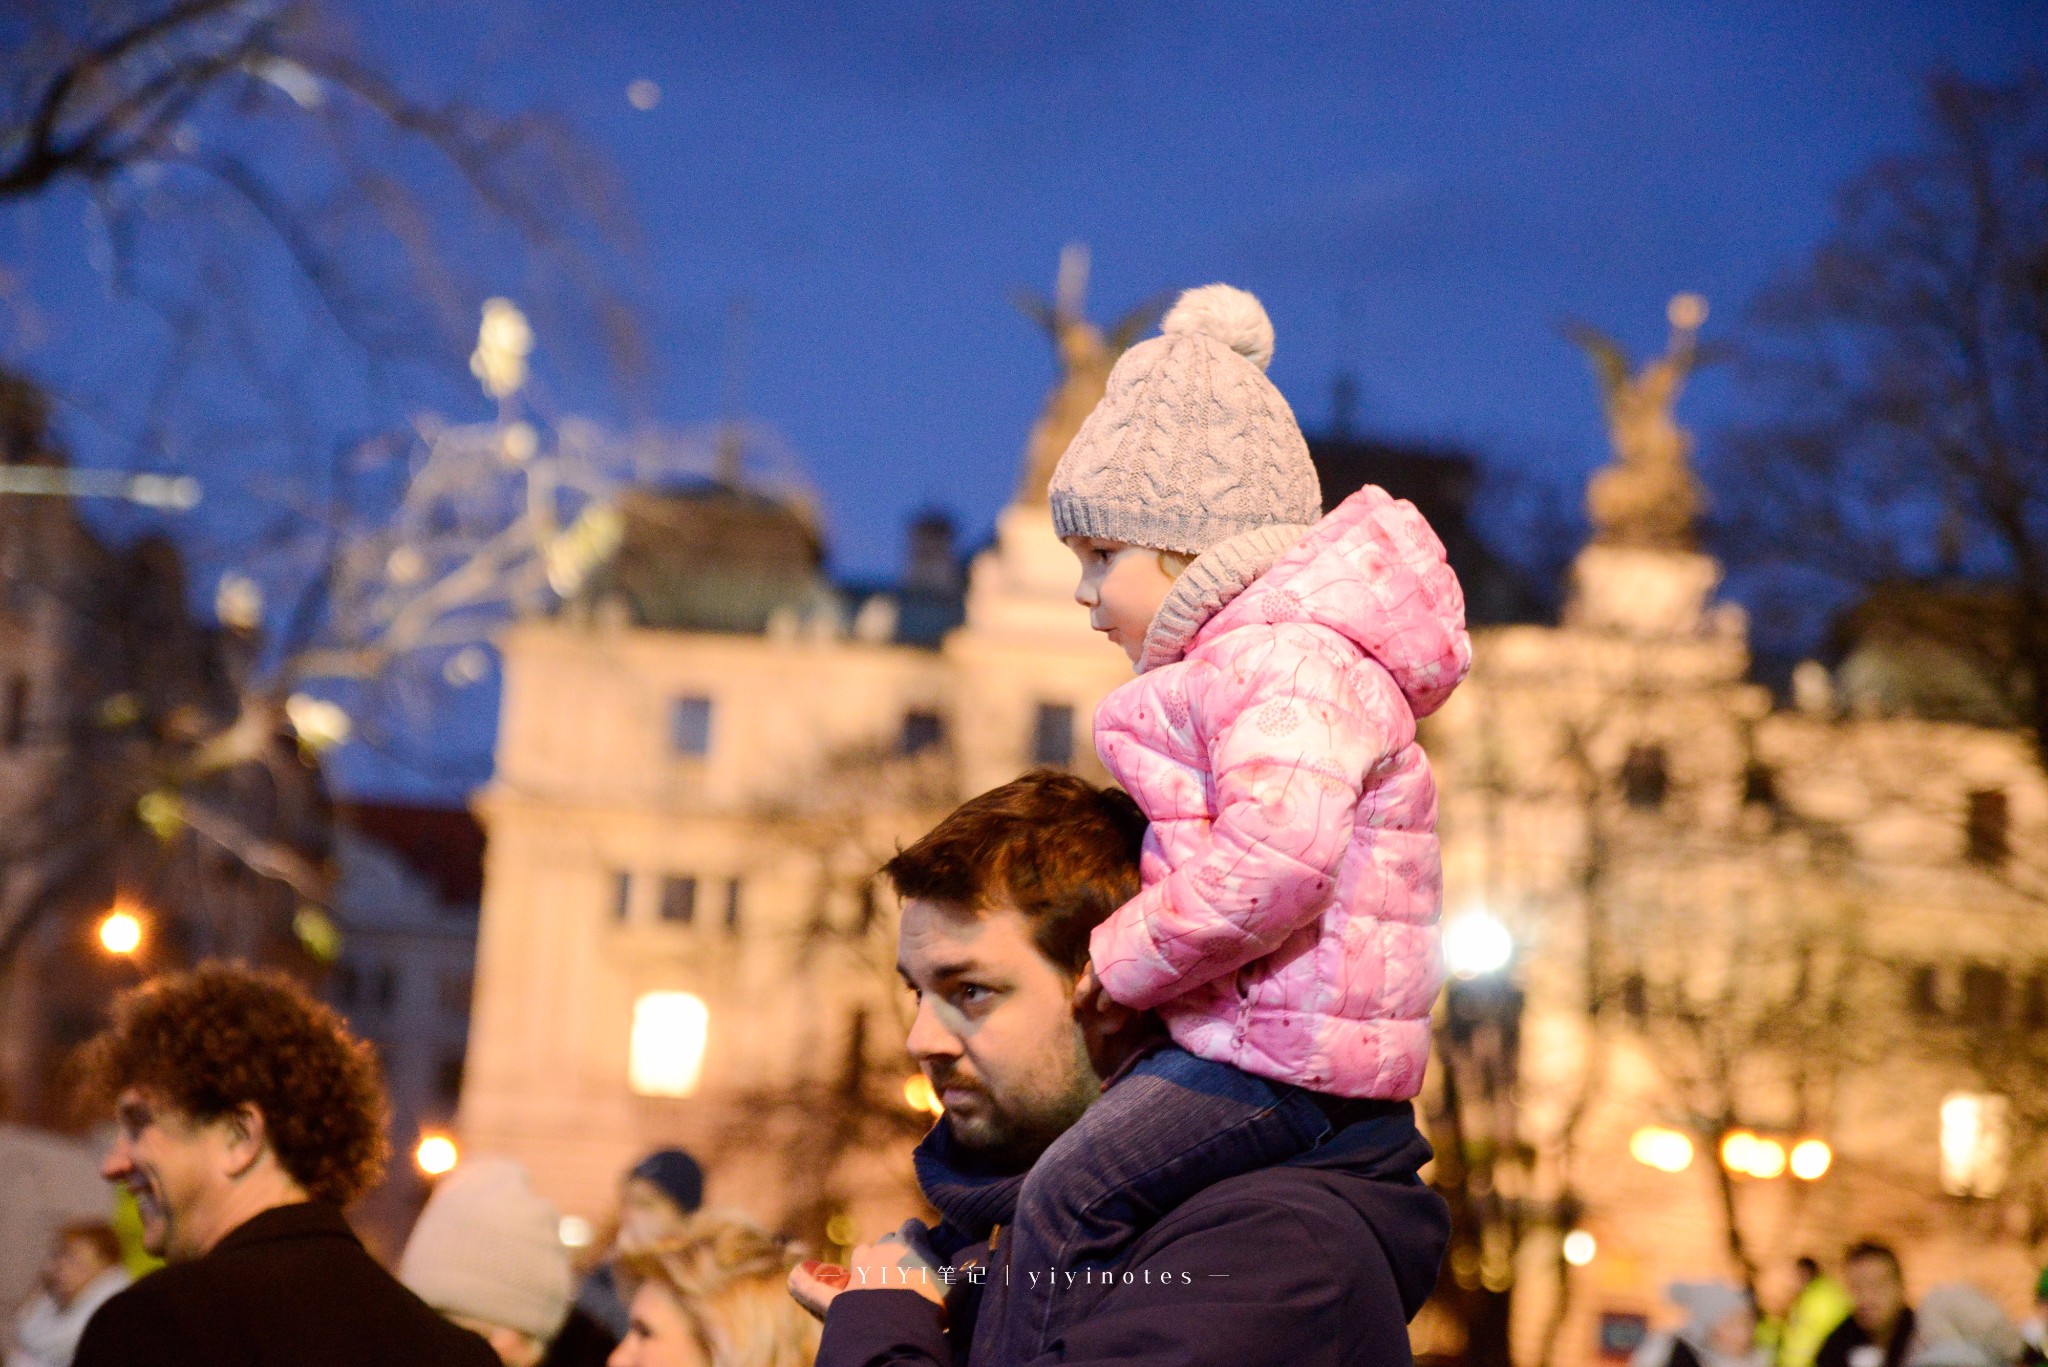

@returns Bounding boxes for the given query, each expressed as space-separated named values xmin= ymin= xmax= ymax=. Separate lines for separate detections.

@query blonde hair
xmin=1153 ymin=549 xmax=1195 ymax=579
xmin=617 ymin=1211 xmax=819 ymax=1367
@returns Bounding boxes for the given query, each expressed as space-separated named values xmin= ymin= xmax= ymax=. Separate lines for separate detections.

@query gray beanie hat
xmin=400 ymin=1156 xmax=573 ymax=1342
xmin=1048 ymin=283 xmax=1322 ymax=557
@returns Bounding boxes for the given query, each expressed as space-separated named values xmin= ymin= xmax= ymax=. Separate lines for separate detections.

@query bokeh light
xmin=1629 ymin=1125 xmax=1695 ymax=1173
xmin=98 ymin=906 xmax=143 ymax=955
xmin=415 ymin=1134 xmax=458 ymax=1176
xmin=1790 ymin=1139 xmax=1833 ymax=1181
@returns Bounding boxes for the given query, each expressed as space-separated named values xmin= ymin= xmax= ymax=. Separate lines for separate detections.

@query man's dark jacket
xmin=818 ymin=1103 xmax=1448 ymax=1367
xmin=73 ymin=1201 xmax=498 ymax=1367
xmin=1815 ymin=1308 xmax=1918 ymax=1367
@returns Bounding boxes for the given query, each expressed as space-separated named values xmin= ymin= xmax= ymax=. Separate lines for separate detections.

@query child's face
xmin=1065 ymin=537 xmax=1178 ymax=664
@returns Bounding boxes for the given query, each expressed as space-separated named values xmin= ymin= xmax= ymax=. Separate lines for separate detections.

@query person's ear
xmin=1075 ymin=972 xmax=1162 ymax=1078
xmin=217 ymin=1101 xmax=269 ymax=1179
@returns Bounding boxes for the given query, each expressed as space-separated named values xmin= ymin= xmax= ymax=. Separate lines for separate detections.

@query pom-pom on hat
xmin=1049 ymin=283 xmax=1321 ymax=558
xmin=399 ymin=1156 xmax=573 ymax=1342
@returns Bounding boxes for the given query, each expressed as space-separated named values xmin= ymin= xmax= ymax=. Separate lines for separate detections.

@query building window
xmin=670 ymin=696 xmax=714 ymax=757
xmin=723 ymin=879 xmax=742 ymax=932
xmin=2025 ymin=973 xmax=2048 ymax=1030
xmin=374 ymin=963 xmax=399 ymax=1012
xmin=660 ymin=876 xmax=697 ymax=925
xmin=437 ymin=971 xmax=472 ymax=1020
xmin=1939 ymin=1092 xmax=2010 ymax=1198
xmin=1031 ymin=703 xmax=1075 ymax=767
xmin=1960 ymin=965 xmax=2009 ymax=1027
xmin=629 ymin=991 xmax=709 ymax=1098
xmin=1907 ymin=964 xmax=1941 ymax=1018
xmin=611 ymin=872 xmax=633 ymax=924
xmin=900 ymin=710 xmax=944 ymax=755
xmin=1620 ymin=744 xmax=1669 ymax=810
xmin=1 ymin=675 xmax=25 ymax=747
xmin=1740 ymin=761 xmax=1778 ymax=809
xmin=1966 ymin=790 xmax=2009 ymax=866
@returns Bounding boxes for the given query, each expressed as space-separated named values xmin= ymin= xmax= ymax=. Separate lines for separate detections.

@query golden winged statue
xmin=1564 ymin=293 xmax=1714 ymax=552
xmin=1013 ymin=244 xmax=1170 ymax=504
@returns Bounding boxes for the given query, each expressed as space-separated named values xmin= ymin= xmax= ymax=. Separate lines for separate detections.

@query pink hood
xmin=1088 ymin=486 xmax=1471 ymax=1098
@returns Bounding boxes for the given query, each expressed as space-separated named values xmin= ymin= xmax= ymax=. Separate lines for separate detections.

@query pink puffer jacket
xmin=1089 ymin=486 xmax=1471 ymax=1099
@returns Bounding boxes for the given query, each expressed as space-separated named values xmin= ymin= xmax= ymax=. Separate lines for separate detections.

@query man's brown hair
xmin=881 ymin=769 xmax=1146 ymax=975
xmin=78 ymin=962 xmax=390 ymax=1207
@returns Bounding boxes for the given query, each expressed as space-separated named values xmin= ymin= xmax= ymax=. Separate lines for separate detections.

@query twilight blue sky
xmin=400 ymin=0 xmax=2040 ymax=575
xmin=6 ymin=1 xmax=2043 ymax=797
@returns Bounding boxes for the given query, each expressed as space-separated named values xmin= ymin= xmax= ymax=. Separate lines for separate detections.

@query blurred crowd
xmin=3 ymin=963 xmax=818 ymax=1367
xmin=1632 ymin=1245 xmax=2048 ymax=1367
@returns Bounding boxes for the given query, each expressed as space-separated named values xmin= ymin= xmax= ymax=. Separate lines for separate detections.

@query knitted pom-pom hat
xmin=399 ymin=1157 xmax=573 ymax=1342
xmin=1048 ymin=283 xmax=1321 ymax=558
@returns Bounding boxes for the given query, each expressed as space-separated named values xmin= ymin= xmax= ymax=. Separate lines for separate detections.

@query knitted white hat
xmin=399 ymin=1156 xmax=572 ymax=1341
xmin=1048 ymin=284 xmax=1322 ymax=556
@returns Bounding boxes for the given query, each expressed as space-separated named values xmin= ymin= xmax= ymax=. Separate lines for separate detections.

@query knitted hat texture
xmin=1048 ymin=283 xmax=1322 ymax=556
xmin=399 ymin=1157 xmax=572 ymax=1341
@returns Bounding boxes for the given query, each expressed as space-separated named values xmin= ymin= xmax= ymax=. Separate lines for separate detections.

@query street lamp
xmin=1444 ymin=909 xmax=1514 ymax=979
xmin=415 ymin=1133 xmax=458 ymax=1176
xmin=903 ymin=1074 xmax=943 ymax=1117
xmin=1629 ymin=1125 xmax=1696 ymax=1173
xmin=98 ymin=906 xmax=143 ymax=956
xmin=629 ymin=991 xmax=709 ymax=1098
xmin=1789 ymin=1139 xmax=1832 ymax=1181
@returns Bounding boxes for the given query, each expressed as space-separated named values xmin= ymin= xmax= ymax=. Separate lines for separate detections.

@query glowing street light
xmin=1747 ymin=1138 xmax=1788 ymax=1180
xmin=1629 ymin=1125 xmax=1695 ymax=1174
xmin=1789 ymin=1139 xmax=1833 ymax=1181
xmin=1562 ymin=1230 xmax=1597 ymax=1266
xmin=415 ymin=1133 xmax=459 ymax=1176
xmin=904 ymin=1074 xmax=943 ymax=1117
xmin=98 ymin=907 xmax=143 ymax=956
xmin=1720 ymin=1130 xmax=1791 ymax=1179
xmin=1443 ymin=910 xmax=1513 ymax=979
xmin=629 ymin=991 xmax=710 ymax=1097
xmin=1719 ymin=1130 xmax=1759 ymax=1175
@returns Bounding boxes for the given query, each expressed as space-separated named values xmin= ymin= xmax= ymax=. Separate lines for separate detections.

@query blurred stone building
xmin=1422 ymin=536 xmax=2046 ymax=1365
xmin=0 ymin=373 xmax=327 ymax=1131
xmin=324 ymin=801 xmax=486 ymax=1261
xmin=459 ymin=304 xmax=2044 ymax=1355
xmin=459 ymin=439 xmax=1136 ymax=1240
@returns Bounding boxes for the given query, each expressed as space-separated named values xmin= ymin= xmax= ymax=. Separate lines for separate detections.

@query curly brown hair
xmin=78 ymin=962 xmax=390 ymax=1207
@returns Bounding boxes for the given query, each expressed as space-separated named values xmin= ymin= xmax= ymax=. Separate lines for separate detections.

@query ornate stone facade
xmin=461 ymin=330 xmax=2046 ymax=1352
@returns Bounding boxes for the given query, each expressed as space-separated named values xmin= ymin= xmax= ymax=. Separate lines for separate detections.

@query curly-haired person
xmin=70 ymin=962 xmax=498 ymax=1367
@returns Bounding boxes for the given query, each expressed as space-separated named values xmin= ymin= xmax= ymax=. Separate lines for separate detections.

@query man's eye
xmin=957 ymin=984 xmax=992 ymax=1005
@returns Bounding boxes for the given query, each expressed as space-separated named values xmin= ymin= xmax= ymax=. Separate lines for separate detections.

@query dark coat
xmin=540 ymin=1306 xmax=621 ymax=1367
xmin=818 ymin=1104 xmax=1448 ymax=1367
xmin=1816 ymin=1310 xmax=1919 ymax=1367
xmin=73 ymin=1201 xmax=499 ymax=1367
